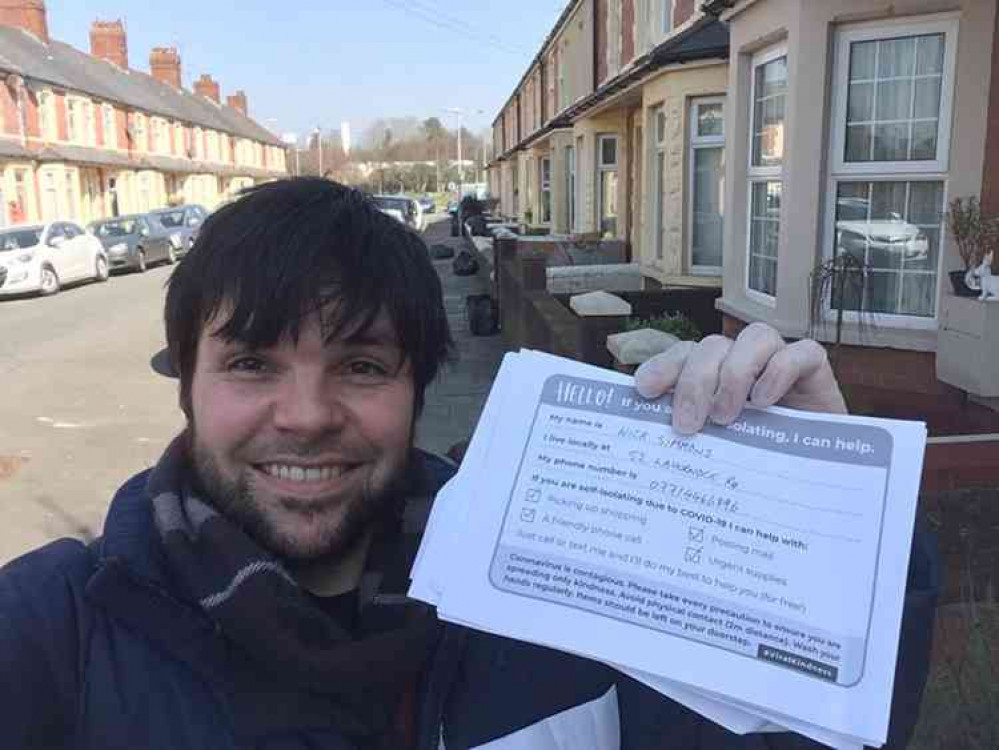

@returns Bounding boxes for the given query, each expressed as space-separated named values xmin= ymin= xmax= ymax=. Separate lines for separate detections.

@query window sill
xmin=716 ymin=295 xmax=939 ymax=351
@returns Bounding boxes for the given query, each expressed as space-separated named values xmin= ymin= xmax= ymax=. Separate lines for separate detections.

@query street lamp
xmin=444 ymin=108 xmax=486 ymax=191
xmin=313 ymin=127 xmax=323 ymax=177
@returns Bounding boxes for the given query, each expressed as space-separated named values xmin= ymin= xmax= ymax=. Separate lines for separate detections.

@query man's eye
xmin=227 ymin=357 xmax=267 ymax=373
xmin=347 ymin=360 xmax=388 ymax=377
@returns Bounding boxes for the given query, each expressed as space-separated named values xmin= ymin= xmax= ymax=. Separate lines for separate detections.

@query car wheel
xmin=95 ymin=255 xmax=109 ymax=282
xmin=166 ymin=245 xmax=177 ymax=265
xmin=39 ymin=265 xmax=60 ymax=296
xmin=136 ymin=249 xmax=147 ymax=273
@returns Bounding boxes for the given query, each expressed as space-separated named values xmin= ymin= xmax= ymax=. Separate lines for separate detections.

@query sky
xmin=48 ymin=1 xmax=567 ymax=143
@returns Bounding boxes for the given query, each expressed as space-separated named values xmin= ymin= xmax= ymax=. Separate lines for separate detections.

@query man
xmin=0 ymin=178 xmax=935 ymax=749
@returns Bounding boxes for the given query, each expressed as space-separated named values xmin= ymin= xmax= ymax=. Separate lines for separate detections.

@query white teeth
xmin=263 ymin=463 xmax=345 ymax=483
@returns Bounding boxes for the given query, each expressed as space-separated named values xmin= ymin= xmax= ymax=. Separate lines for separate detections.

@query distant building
xmin=0 ymin=1 xmax=288 ymax=227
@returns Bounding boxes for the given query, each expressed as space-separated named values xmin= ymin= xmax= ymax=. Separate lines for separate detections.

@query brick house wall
xmin=23 ymin=91 xmax=39 ymax=140
xmin=982 ymin=4 xmax=999 ymax=214
xmin=0 ymin=83 xmax=18 ymax=136
xmin=115 ymin=108 xmax=128 ymax=152
xmin=722 ymin=314 xmax=999 ymax=436
xmin=621 ymin=0 xmax=635 ymax=65
xmin=94 ymin=103 xmax=104 ymax=147
xmin=673 ymin=0 xmax=697 ymax=27
xmin=596 ymin=0 xmax=608 ymax=85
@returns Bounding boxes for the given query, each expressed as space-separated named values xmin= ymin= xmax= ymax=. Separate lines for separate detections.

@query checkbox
xmin=520 ymin=508 xmax=537 ymax=523
xmin=688 ymin=526 xmax=705 ymax=543
xmin=525 ymin=489 xmax=541 ymax=503
xmin=685 ymin=547 xmax=702 ymax=564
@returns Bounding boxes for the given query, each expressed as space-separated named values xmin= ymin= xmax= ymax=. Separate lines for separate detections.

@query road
xmin=0 ymin=214 xmax=503 ymax=564
xmin=0 ymin=262 xmax=184 ymax=562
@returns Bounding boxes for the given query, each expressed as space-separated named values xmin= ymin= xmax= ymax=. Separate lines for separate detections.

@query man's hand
xmin=633 ymin=322 xmax=847 ymax=435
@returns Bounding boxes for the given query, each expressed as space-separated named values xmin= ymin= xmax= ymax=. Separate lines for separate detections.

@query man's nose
xmin=272 ymin=372 xmax=347 ymax=436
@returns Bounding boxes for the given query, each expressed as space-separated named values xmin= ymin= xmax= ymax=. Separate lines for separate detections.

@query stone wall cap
xmin=607 ymin=328 xmax=680 ymax=365
xmin=569 ymin=290 xmax=633 ymax=317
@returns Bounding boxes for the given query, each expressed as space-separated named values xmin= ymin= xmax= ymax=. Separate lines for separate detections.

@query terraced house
xmin=0 ymin=1 xmax=288 ymax=229
xmin=489 ymin=0 xmax=999 ymax=436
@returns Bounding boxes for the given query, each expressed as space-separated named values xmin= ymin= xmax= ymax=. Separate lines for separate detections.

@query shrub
xmin=626 ymin=312 xmax=702 ymax=341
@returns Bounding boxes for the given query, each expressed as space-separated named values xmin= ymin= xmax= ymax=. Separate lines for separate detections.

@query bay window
xmin=746 ymin=46 xmax=787 ymax=300
xmin=828 ymin=18 xmax=957 ymax=320
xmin=597 ymin=134 xmax=619 ymax=239
xmin=690 ymin=97 xmax=725 ymax=275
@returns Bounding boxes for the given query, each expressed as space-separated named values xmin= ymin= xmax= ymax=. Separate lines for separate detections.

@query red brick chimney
xmin=226 ymin=90 xmax=247 ymax=116
xmin=194 ymin=74 xmax=220 ymax=104
xmin=0 ymin=0 xmax=49 ymax=43
xmin=90 ymin=20 xmax=128 ymax=68
xmin=149 ymin=47 xmax=181 ymax=89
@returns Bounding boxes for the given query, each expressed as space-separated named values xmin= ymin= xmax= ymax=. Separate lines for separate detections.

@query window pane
xmin=600 ymin=170 xmax=618 ymax=238
xmin=656 ymin=110 xmax=666 ymax=143
xmin=844 ymin=33 xmax=946 ymax=164
xmin=872 ymin=123 xmax=909 ymax=161
xmin=692 ymin=147 xmax=724 ymax=269
xmin=877 ymin=37 xmax=915 ymax=78
xmin=875 ymin=80 xmax=912 ymax=121
xmin=752 ymin=56 xmax=787 ymax=167
xmin=600 ymin=137 xmax=618 ymax=166
xmin=847 ymin=82 xmax=874 ymax=123
xmin=833 ymin=180 xmax=942 ymax=317
xmin=915 ymin=34 xmax=945 ymax=75
xmin=849 ymin=41 xmax=877 ymax=81
xmin=697 ymin=103 xmax=724 ymax=137
xmin=655 ymin=152 xmax=665 ymax=259
xmin=899 ymin=274 xmax=936 ymax=316
xmin=845 ymin=125 xmax=873 ymax=162
xmin=748 ymin=182 xmax=781 ymax=296
xmin=913 ymin=77 xmax=942 ymax=119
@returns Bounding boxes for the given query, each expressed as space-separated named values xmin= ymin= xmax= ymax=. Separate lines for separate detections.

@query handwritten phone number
xmin=648 ymin=480 xmax=740 ymax=514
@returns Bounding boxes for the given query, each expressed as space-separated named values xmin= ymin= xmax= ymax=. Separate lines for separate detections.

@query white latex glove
xmin=633 ymin=322 xmax=847 ymax=435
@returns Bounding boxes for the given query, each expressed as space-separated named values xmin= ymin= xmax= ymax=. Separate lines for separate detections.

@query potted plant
xmin=809 ymin=251 xmax=874 ymax=367
xmin=946 ymin=197 xmax=988 ymax=297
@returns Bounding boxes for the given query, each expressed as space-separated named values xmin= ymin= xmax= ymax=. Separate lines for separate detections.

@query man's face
xmin=187 ymin=308 xmax=415 ymax=562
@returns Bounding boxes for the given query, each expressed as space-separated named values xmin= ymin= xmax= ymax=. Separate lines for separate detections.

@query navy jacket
xmin=0 ymin=454 xmax=937 ymax=749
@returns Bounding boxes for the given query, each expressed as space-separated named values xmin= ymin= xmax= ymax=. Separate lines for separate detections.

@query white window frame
xmin=650 ymin=104 xmax=667 ymax=261
xmin=539 ymin=156 xmax=553 ymax=224
xmin=689 ymin=96 xmax=726 ymax=276
xmin=662 ymin=0 xmax=675 ymax=35
xmin=830 ymin=15 xmax=959 ymax=177
xmin=607 ymin=0 xmax=622 ymax=78
xmin=822 ymin=15 xmax=959 ymax=329
xmin=596 ymin=133 xmax=620 ymax=238
xmin=744 ymin=43 xmax=788 ymax=307
xmin=133 ymin=113 xmax=147 ymax=150
xmin=37 ymin=91 xmax=55 ymax=140
xmin=102 ymin=104 xmax=116 ymax=149
xmin=566 ymin=144 xmax=577 ymax=233
xmin=66 ymin=98 xmax=82 ymax=144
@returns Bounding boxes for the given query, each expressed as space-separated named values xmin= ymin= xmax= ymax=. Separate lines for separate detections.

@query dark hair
xmin=165 ymin=178 xmax=453 ymax=415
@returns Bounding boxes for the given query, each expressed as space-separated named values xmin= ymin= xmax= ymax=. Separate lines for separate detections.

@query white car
xmin=0 ymin=221 xmax=109 ymax=297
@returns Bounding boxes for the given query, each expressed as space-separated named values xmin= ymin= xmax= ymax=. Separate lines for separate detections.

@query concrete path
xmin=415 ymin=216 xmax=505 ymax=457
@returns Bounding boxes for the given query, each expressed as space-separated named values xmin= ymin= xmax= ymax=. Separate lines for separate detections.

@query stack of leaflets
xmin=411 ymin=351 xmax=927 ymax=750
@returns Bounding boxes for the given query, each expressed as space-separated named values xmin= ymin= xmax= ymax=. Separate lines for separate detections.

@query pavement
xmin=0 ymin=213 xmax=504 ymax=564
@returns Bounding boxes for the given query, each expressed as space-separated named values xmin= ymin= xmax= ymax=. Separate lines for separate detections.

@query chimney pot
xmin=150 ymin=46 xmax=182 ymax=89
xmin=90 ymin=19 xmax=128 ymax=68
xmin=194 ymin=73 xmax=220 ymax=104
xmin=226 ymin=89 xmax=248 ymax=116
xmin=0 ymin=0 xmax=49 ymax=43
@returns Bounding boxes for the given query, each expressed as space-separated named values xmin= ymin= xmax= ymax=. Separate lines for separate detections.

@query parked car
xmin=90 ymin=214 xmax=177 ymax=273
xmin=149 ymin=204 xmax=208 ymax=255
xmin=372 ymin=195 xmax=425 ymax=232
xmin=371 ymin=195 xmax=408 ymax=224
xmin=835 ymin=198 xmax=929 ymax=264
xmin=0 ymin=221 xmax=108 ymax=297
xmin=419 ymin=196 xmax=435 ymax=214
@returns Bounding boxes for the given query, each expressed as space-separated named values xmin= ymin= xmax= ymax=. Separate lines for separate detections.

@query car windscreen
xmin=373 ymin=197 xmax=407 ymax=212
xmin=0 ymin=228 xmax=43 ymax=251
xmin=155 ymin=210 xmax=186 ymax=228
xmin=93 ymin=219 xmax=139 ymax=238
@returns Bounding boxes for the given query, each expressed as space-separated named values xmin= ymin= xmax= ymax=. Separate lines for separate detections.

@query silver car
xmin=148 ymin=205 xmax=208 ymax=256
xmin=90 ymin=214 xmax=176 ymax=273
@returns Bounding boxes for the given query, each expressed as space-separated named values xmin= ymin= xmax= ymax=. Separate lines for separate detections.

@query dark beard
xmin=185 ymin=429 xmax=412 ymax=564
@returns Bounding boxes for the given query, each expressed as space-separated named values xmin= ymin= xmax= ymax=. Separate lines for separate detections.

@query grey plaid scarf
xmin=149 ymin=435 xmax=439 ymax=747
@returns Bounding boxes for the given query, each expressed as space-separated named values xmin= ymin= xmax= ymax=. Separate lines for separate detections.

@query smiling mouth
xmin=252 ymin=461 xmax=361 ymax=492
